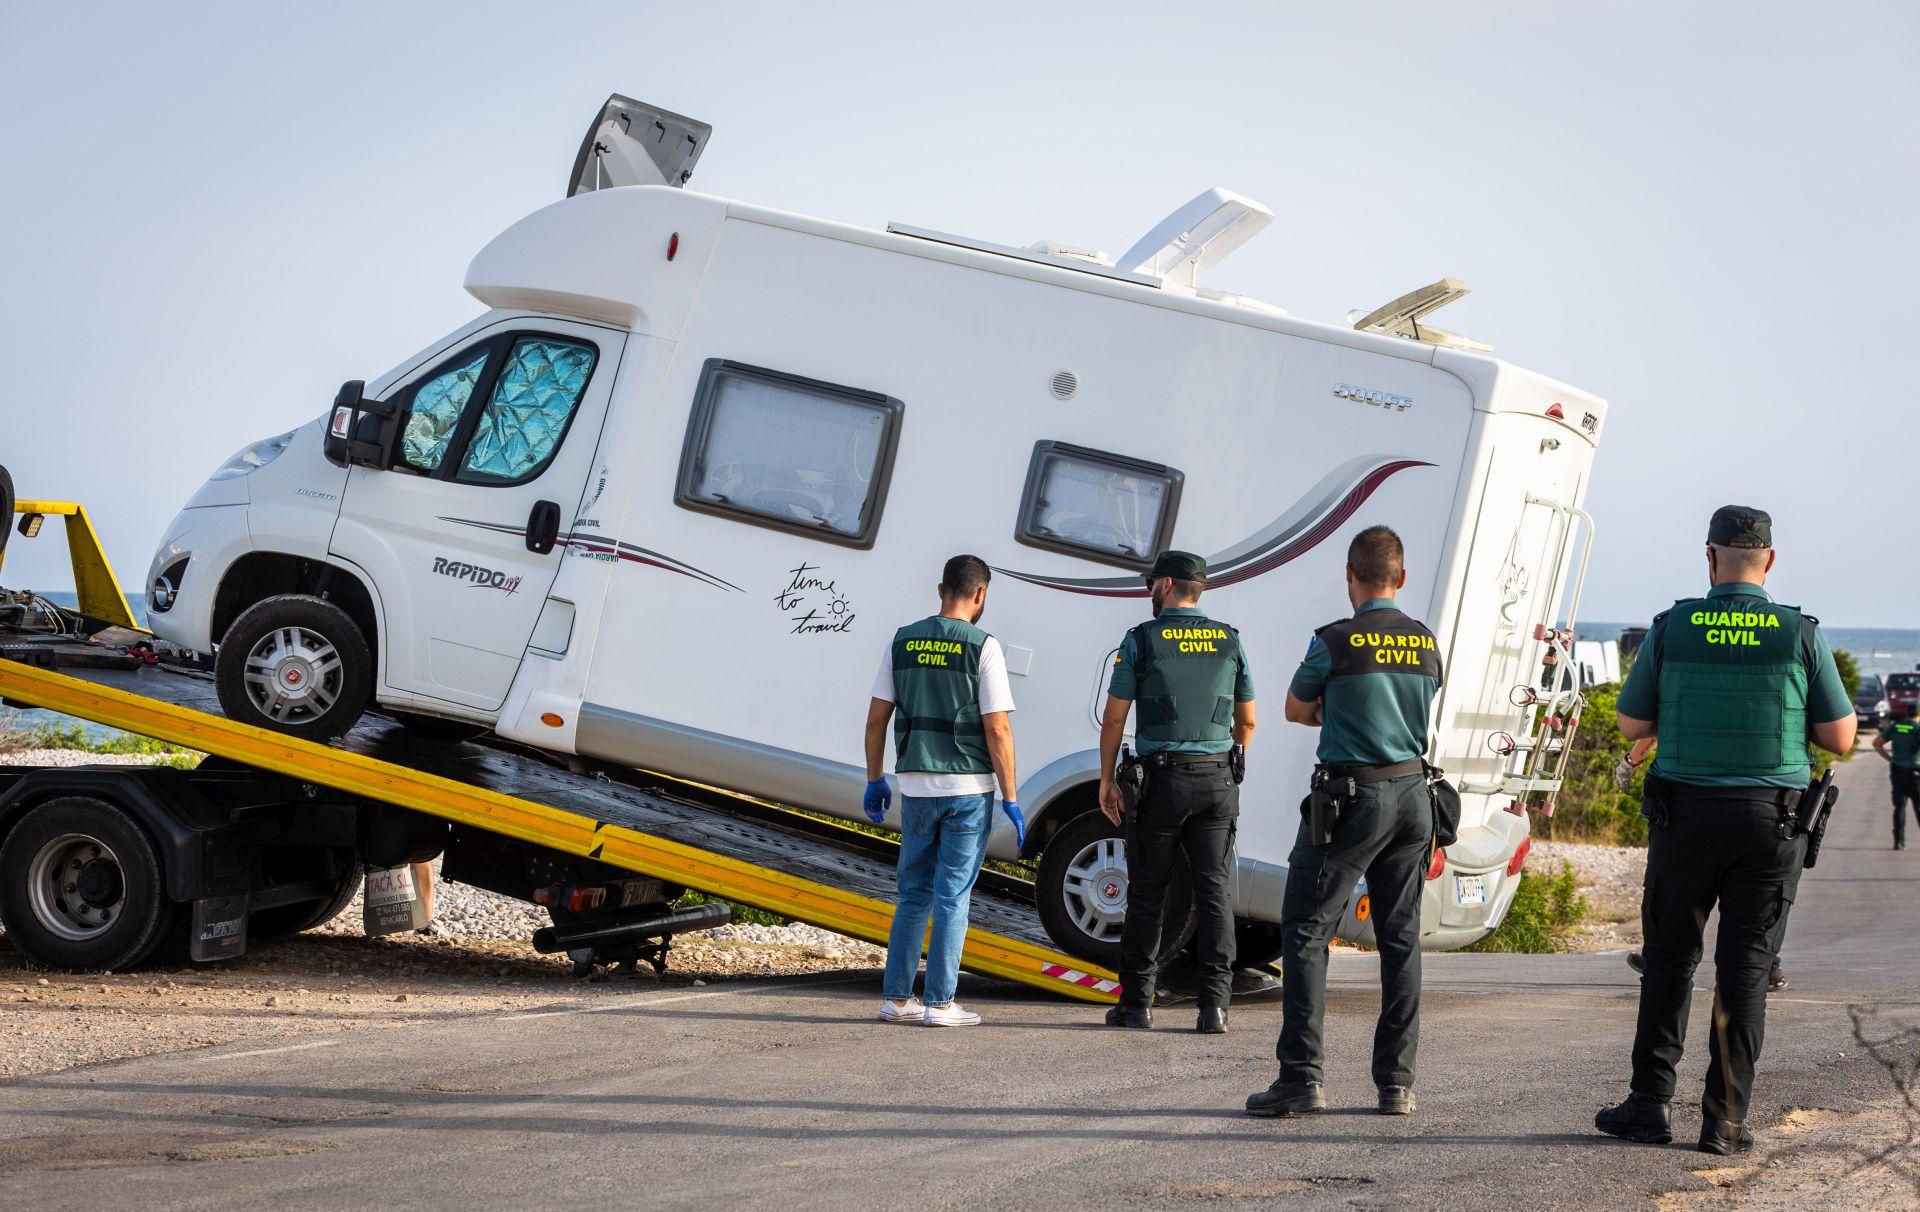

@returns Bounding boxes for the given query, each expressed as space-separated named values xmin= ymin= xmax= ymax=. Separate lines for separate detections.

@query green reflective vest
xmin=890 ymin=616 xmax=992 ymax=775
xmin=1653 ymin=596 xmax=1811 ymax=782
xmin=1129 ymin=614 xmax=1240 ymax=746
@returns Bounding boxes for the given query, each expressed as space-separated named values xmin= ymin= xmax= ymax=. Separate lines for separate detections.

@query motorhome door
xmin=329 ymin=319 xmax=627 ymax=712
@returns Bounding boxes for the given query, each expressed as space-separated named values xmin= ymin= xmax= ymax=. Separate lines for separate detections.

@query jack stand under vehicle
xmin=570 ymin=935 xmax=674 ymax=981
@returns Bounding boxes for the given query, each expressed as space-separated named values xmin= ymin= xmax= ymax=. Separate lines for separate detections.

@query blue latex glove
xmin=863 ymin=778 xmax=892 ymax=824
xmin=1002 ymin=799 xmax=1026 ymax=848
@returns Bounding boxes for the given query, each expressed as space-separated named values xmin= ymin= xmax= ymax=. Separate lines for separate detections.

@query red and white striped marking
xmin=1042 ymin=963 xmax=1121 ymax=995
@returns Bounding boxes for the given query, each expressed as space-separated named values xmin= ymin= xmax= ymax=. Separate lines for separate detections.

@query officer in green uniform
xmin=1097 ymin=550 xmax=1256 ymax=1033
xmin=1874 ymin=702 xmax=1920 ymax=849
xmin=1596 ymin=506 xmax=1855 ymax=1156
xmin=1247 ymin=525 xmax=1443 ymax=1119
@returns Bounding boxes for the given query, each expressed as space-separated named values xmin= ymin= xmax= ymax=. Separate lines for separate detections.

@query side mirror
xmin=322 ymin=379 xmax=400 ymax=469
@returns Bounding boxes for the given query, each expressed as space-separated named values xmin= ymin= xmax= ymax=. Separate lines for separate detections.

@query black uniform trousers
xmin=1277 ymin=772 xmax=1431 ymax=1088
xmin=1633 ymin=787 xmax=1805 ymax=1123
xmin=1117 ymin=760 xmax=1238 ymax=1009
xmin=1892 ymin=767 xmax=1920 ymax=845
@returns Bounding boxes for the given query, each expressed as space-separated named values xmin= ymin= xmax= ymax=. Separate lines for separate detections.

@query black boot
xmin=1378 ymin=1086 xmax=1416 ymax=1115
xmin=1698 ymin=1115 xmax=1753 ymax=1156
xmin=1595 ymin=1092 xmax=1672 ymax=1144
xmin=1195 ymin=1006 xmax=1228 ymax=1034
xmin=1246 ymin=1079 xmax=1325 ymax=1118
xmin=1105 ymin=1003 xmax=1152 ymax=1029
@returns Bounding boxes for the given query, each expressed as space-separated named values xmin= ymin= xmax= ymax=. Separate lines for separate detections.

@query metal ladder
xmin=1461 ymin=494 xmax=1596 ymax=817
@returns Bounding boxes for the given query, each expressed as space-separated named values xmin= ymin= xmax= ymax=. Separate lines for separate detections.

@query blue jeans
xmin=883 ymin=793 xmax=993 ymax=1006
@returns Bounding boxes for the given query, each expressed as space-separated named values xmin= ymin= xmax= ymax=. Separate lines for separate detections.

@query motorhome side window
xmin=1015 ymin=442 xmax=1182 ymax=570
xmin=674 ymin=360 xmax=903 ymax=548
xmin=394 ymin=334 xmax=599 ymax=485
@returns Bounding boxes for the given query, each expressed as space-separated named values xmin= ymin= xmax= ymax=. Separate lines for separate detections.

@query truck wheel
xmin=0 ymin=797 xmax=182 ymax=970
xmin=1234 ymin=919 xmax=1286 ymax=969
xmin=250 ymin=850 xmax=361 ymax=939
xmin=216 ymin=595 xmax=373 ymax=741
xmin=1035 ymin=809 xmax=1194 ymax=968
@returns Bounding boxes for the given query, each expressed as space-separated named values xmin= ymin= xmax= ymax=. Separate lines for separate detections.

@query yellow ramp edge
xmin=0 ymin=659 xmax=1117 ymax=1003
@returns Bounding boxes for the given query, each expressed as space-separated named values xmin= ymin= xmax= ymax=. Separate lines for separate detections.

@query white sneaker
xmin=878 ymin=997 xmax=925 ymax=1023
xmin=922 ymin=1001 xmax=981 ymax=1027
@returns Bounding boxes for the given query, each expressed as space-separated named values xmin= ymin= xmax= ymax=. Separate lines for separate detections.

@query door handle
xmin=527 ymin=500 xmax=562 ymax=555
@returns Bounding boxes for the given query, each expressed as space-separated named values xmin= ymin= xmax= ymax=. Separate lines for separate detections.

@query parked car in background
xmin=1856 ymin=673 xmax=1887 ymax=728
xmin=1887 ymin=672 xmax=1920 ymax=722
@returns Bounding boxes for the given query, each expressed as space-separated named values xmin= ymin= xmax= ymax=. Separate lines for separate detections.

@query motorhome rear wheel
xmin=214 ymin=595 xmax=373 ymax=741
xmin=1035 ymin=809 xmax=1196 ymax=966
xmin=0 ymin=797 xmax=183 ymax=970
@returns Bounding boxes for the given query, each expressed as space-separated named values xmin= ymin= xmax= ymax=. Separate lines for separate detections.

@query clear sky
xmin=2 ymin=2 xmax=1914 ymax=626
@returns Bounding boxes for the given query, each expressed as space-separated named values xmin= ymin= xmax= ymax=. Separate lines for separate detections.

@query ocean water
xmin=3 ymin=591 xmax=151 ymax=739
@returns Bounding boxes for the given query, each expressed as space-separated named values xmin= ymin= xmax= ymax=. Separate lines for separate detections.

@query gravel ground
xmin=1527 ymin=838 xmax=1647 ymax=949
xmin=0 ymin=749 xmax=887 ymax=1079
xmin=0 ymin=748 xmax=187 ymax=767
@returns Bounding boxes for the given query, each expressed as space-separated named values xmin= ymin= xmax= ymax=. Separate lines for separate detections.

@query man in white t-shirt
xmin=864 ymin=555 xmax=1022 ymax=1027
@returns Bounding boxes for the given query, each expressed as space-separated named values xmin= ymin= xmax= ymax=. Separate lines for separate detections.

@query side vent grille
xmin=1050 ymin=370 xmax=1079 ymax=400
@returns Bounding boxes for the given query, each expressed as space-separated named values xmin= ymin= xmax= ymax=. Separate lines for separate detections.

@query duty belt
xmin=1144 ymin=751 xmax=1230 ymax=769
xmin=1316 ymin=757 xmax=1424 ymax=785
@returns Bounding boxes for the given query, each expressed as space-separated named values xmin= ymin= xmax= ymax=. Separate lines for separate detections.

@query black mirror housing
xmin=322 ymin=379 xmax=400 ymax=469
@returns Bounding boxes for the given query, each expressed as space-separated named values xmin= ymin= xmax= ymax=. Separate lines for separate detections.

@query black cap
xmin=1147 ymin=550 xmax=1207 ymax=583
xmin=1707 ymin=505 xmax=1772 ymax=549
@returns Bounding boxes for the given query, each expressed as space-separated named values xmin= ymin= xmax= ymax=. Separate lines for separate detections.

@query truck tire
xmin=1036 ymin=809 xmax=1194 ymax=969
xmin=216 ymin=594 xmax=373 ymax=741
xmin=249 ymin=850 xmax=361 ymax=939
xmin=0 ymin=797 xmax=183 ymax=971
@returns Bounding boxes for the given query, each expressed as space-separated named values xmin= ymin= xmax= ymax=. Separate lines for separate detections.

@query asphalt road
xmin=0 ymin=751 xmax=1914 ymax=1209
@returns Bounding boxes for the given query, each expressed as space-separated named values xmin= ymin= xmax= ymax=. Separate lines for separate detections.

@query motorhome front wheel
xmin=215 ymin=594 xmax=373 ymax=742
xmin=1035 ymin=809 xmax=1196 ymax=967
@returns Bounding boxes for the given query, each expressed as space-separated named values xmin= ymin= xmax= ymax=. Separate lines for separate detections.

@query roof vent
xmin=1115 ymin=187 xmax=1274 ymax=286
xmin=1050 ymin=370 xmax=1079 ymax=400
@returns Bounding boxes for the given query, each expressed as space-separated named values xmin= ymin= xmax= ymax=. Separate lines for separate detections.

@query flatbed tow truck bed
xmin=0 ymin=646 xmax=1118 ymax=1003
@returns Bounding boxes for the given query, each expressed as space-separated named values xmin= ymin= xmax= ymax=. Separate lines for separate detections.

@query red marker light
xmin=667 ymin=232 xmax=679 ymax=261
xmin=1546 ymin=403 xmax=1566 ymax=420
xmin=1507 ymin=834 xmax=1532 ymax=877
xmin=1426 ymin=847 xmax=1447 ymax=881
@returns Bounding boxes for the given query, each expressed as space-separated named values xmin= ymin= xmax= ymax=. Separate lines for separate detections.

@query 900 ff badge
xmin=1333 ymin=382 xmax=1413 ymax=413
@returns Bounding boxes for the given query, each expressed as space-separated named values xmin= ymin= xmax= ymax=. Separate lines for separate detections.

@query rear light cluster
xmin=1508 ymin=834 xmax=1532 ymax=877
xmin=1425 ymin=847 xmax=1447 ymax=881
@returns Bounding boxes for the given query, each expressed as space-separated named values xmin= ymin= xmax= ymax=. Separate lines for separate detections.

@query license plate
xmin=1456 ymin=873 xmax=1487 ymax=906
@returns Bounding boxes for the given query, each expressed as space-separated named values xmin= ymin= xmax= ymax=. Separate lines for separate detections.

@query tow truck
xmin=0 ymin=470 xmax=1118 ymax=1001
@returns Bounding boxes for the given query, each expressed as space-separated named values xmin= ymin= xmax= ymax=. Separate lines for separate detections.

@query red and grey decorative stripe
xmin=998 ymin=454 xmax=1431 ymax=598
xmin=438 ymin=517 xmax=742 ymax=592
xmin=1042 ymin=962 xmax=1121 ymax=995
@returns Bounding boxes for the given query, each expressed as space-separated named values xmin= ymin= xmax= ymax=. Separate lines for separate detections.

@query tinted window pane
xmin=400 ymin=353 xmax=488 ymax=472
xmin=458 ymin=338 xmax=597 ymax=484
xmin=686 ymin=369 xmax=890 ymax=538
xmin=1027 ymin=450 xmax=1170 ymax=562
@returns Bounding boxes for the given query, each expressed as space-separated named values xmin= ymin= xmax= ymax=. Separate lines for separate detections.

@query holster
xmin=1307 ymin=767 xmax=1356 ymax=846
xmin=1641 ymin=772 xmax=1673 ymax=828
xmin=1116 ymin=746 xmax=1148 ymax=814
xmin=1797 ymin=768 xmax=1840 ymax=869
xmin=1228 ymin=745 xmax=1246 ymax=786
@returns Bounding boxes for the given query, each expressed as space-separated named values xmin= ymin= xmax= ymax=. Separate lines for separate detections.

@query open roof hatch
xmin=1114 ymin=188 xmax=1274 ymax=286
xmin=1350 ymin=278 xmax=1491 ymax=352
xmin=568 ymin=94 xmax=711 ymax=197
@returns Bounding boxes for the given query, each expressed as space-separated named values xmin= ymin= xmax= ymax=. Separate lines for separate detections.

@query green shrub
xmin=1466 ymin=860 xmax=1588 ymax=953
xmin=677 ymin=888 xmax=788 ymax=927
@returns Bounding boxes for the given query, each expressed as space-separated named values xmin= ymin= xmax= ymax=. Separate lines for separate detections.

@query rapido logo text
xmin=433 ymin=556 xmax=521 ymax=596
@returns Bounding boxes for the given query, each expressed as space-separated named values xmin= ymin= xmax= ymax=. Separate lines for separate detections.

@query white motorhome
xmin=145 ymin=96 xmax=1605 ymax=965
